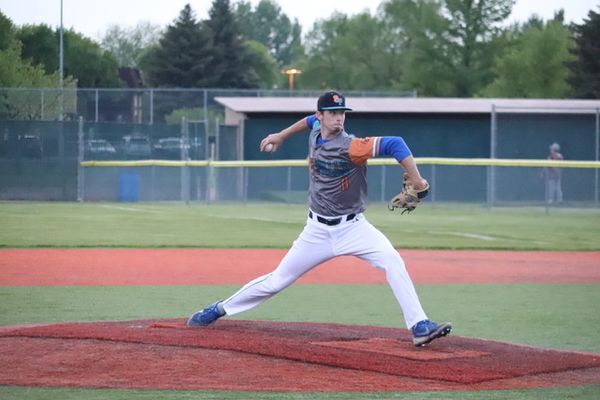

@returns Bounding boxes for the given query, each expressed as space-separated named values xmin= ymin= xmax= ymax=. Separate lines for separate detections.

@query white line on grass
xmin=206 ymin=214 xmax=301 ymax=224
xmin=97 ymin=204 xmax=164 ymax=213
xmin=431 ymin=231 xmax=497 ymax=241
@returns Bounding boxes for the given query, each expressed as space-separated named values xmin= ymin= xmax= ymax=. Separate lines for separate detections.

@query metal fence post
xmin=206 ymin=141 xmax=216 ymax=204
xmin=151 ymin=165 xmax=156 ymax=201
xmin=431 ymin=164 xmax=436 ymax=205
xmin=488 ymin=104 xmax=497 ymax=208
xmin=95 ymin=89 xmax=99 ymax=122
xmin=149 ymin=89 xmax=154 ymax=125
xmin=40 ymin=89 xmax=45 ymax=120
xmin=215 ymin=116 xmax=220 ymax=160
xmin=286 ymin=166 xmax=292 ymax=203
xmin=243 ymin=167 xmax=248 ymax=204
xmin=181 ymin=117 xmax=190 ymax=204
xmin=77 ymin=116 xmax=84 ymax=202
xmin=203 ymin=89 xmax=208 ymax=126
xmin=380 ymin=165 xmax=386 ymax=203
xmin=594 ymin=108 xmax=600 ymax=204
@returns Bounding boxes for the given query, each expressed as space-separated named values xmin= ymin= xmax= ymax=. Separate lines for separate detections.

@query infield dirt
xmin=1 ymin=249 xmax=599 ymax=392
xmin=1 ymin=319 xmax=600 ymax=391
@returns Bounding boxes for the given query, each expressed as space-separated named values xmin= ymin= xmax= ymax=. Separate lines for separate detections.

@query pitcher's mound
xmin=1 ymin=319 xmax=600 ymax=392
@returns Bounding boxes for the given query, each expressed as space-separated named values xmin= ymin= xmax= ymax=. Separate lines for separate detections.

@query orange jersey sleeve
xmin=349 ymin=137 xmax=380 ymax=166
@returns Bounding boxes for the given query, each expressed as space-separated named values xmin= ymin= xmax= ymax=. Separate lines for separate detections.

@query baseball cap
xmin=317 ymin=90 xmax=352 ymax=111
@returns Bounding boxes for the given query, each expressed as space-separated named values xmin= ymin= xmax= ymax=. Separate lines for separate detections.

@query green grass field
xmin=1 ymin=202 xmax=599 ymax=249
xmin=1 ymin=202 xmax=599 ymax=400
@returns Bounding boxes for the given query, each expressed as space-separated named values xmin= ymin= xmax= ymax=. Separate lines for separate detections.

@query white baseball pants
xmin=221 ymin=211 xmax=428 ymax=329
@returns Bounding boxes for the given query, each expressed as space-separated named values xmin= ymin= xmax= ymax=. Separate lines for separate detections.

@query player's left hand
xmin=388 ymin=174 xmax=430 ymax=214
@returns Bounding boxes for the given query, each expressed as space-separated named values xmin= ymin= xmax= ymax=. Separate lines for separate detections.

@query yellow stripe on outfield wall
xmin=81 ymin=158 xmax=600 ymax=169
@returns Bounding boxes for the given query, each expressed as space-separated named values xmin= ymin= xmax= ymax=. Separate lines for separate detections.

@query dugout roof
xmin=215 ymin=97 xmax=600 ymax=116
xmin=214 ymin=96 xmax=600 ymax=164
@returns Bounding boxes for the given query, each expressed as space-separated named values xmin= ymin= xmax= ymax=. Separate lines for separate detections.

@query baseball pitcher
xmin=188 ymin=90 xmax=451 ymax=347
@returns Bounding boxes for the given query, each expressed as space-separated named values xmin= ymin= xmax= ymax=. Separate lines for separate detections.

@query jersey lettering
xmin=313 ymin=158 xmax=353 ymax=178
xmin=340 ymin=177 xmax=349 ymax=190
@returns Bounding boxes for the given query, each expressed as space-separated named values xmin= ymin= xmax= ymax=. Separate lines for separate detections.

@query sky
xmin=1 ymin=0 xmax=598 ymax=40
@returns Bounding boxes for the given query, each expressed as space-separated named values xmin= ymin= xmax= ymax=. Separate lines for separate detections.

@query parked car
xmin=189 ymin=136 xmax=205 ymax=160
xmin=153 ymin=137 xmax=204 ymax=160
xmin=84 ymin=139 xmax=116 ymax=160
xmin=153 ymin=137 xmax=189 ymax=160
xmin=18 ymin=135 xmax=43 ymax=158
xmin=123 ymin=135 xmax=151 ymax=159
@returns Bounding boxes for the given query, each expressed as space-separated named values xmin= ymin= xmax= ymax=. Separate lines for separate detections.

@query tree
xmin=243 ymin=40 xmax=278 ymax=88
xmin=0 ymin=46 xmax=77 ymax=119
xmin=15 ymin=24 xmax=120 ymax=88
xmin=441 ymin=0 xmax=515 ymax=97
xmin=141 ymin=4 xmax=214 ymax=87
xmin=141 ymin=2 xmax=276 ymax=90
xmin=0 ymin=11 xmax=14 ymax=51
xmin=481 ymin=14 xmax=574 ymax=98
xmin=235 ymin=0 xmax=304 ymax=67
xmin=301 ymin=11 xmax=399 ymax=91
xmin=569 ymin=9 xmax=600 ymax=98
xmin=382 ymin=0 xmax=454 ymax=95
xmin=62 ymin=30 xmax=121 ymax=87
xmin=15 ymin=24 xmax=57 ymax=74
xmin=206 ymin=0 xmax=259 ymax=88
xmin=375 ymin=0 xmax=515 ymax=96
xmin=100 ymin=22 xmax=162 ymax=68
xmin=300 ymin=13 xmax=354 ymax=89
xmin=0 ymin=13 xmax=77 ymax=119
xmin=299 ymin=0 xmax=514 ymax=95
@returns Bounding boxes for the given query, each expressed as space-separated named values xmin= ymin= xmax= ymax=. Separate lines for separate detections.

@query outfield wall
xmin=78 ymin=159 xmax=599 ymax=207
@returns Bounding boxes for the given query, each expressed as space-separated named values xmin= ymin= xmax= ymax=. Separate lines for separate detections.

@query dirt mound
xmin=1 ymin=319 xmax=600 ymax=392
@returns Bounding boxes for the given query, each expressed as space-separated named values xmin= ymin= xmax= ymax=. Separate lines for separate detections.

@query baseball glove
xmin=388 ymin=177 xmax=430 ymax=214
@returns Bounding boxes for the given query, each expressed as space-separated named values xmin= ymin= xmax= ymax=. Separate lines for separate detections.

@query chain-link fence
xmin=0 ymin=88 xmax=598 ymax=205
xmin=0 ymin=87 xmax=416 ymax=124
xmin=78 ymin=160 xmax=600 ymax=210
xmin=0 ymin=87 xmax=413 ymax=201
xmin=491 ymin=105 xmax=600 ymax=206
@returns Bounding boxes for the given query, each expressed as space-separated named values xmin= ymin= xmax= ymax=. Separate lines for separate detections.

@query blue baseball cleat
xmin=187 ymin=301 xmax=225 ymax=327
xmin=411 ymin=319 xmax=452 ymax=347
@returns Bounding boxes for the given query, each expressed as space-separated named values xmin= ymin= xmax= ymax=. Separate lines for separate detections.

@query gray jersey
xmin=307 ymin=126 xmax=370 ymax=216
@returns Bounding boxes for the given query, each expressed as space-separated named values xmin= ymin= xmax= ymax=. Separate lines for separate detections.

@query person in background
xmin=543 ymin=142 xmax=564 ymax=204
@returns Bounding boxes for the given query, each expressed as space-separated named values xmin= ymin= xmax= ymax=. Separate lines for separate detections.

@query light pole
xmin=59 ymin=0 xmax=64 ymax=120
xmin=59 ymin=0 xmax=63 ymax=87
xmin=282 ymin=68 xmax=302 ymax=91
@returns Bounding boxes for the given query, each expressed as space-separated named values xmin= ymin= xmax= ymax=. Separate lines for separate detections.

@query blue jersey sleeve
xmin=378 ymin=136 xmax=412 ymax=162
xmin=305 ymin=114 xmax=318 ymax=129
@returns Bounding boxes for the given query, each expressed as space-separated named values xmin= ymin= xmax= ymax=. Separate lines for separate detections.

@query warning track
xmin=1 ymin=249 xmax=599 ymax=286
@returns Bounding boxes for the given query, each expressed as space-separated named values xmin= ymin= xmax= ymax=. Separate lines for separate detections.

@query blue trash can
xmin=118 ymin=171 xmax=140 ymax=202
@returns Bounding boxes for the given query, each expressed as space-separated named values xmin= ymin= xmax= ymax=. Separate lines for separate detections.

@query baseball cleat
xmin=411 ymin=319 xmax=452 ymax=347
xmin=187 ymin=301 xmax=225 ymax=327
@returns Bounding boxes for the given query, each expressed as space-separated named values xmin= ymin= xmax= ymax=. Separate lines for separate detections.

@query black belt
xmin=309 ymin=210 xmax=356 ymax=226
